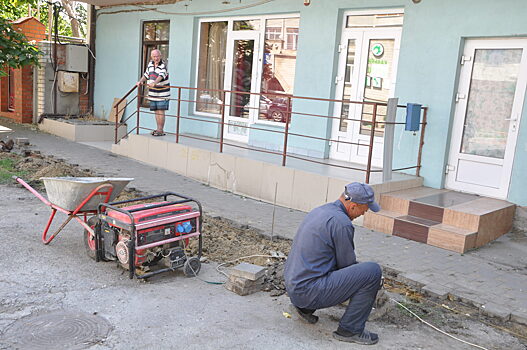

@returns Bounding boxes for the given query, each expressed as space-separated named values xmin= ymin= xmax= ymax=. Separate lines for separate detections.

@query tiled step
xmin=427 ymin=223 xmax=477 ymax=253
xmin=365 ymin=186 xmax=516 ymax=253
xmin=393 ymin=215 xmax=440 ymax=243
xmin=378 ymin=187 xmax=448 ymax=215
xmin=364 ymin=211 xmax=478 ymax=253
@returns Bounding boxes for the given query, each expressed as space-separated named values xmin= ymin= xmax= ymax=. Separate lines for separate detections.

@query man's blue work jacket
xmin=284 ymin=200 xmax=357 ymax=307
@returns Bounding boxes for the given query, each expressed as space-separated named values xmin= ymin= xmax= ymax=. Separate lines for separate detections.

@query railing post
xmin=416 ymin=107 xmax=428 ymax=177
xmin=176 ymin=87 xmax=181 ymax=143
xmin=282 ymin=96 xmax=292 ymax=167
xmin=114 ymin=102 xmax=119 ymax=144
xmin=220 ymin=91 xmax=226 ymax=153
xmin=365 ymin=103 xmax=378 ymax=184
xmin=136 ymin=86 xmax=141 ymax=135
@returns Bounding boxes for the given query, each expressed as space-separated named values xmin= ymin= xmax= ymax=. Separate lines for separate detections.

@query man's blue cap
xmin=344 ymin=182 xmax=381 ymax=212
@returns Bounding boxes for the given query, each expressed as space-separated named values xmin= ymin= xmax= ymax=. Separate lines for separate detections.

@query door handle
xmin=504 ymin=118 xmax=517 ymax=121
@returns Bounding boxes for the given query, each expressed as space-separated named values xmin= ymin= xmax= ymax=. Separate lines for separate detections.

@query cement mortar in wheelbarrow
xmin=40 ymin=177 xmax=134 ymax=211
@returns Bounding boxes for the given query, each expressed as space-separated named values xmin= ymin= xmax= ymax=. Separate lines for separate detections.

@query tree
xmin=0 ymin=0 xmax=41 ymax=77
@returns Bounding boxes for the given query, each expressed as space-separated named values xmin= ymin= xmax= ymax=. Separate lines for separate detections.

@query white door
xmin=330 ymin=27 xmax=401 ymax=166
xmin=223 ymin=31 xmax=260 ymax=142
xmin=446 ymin=38 xmax=527 ymax=198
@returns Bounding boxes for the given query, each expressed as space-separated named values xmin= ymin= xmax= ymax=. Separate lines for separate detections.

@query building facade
xmin=93 ymin=0 xmax=527 ymax=206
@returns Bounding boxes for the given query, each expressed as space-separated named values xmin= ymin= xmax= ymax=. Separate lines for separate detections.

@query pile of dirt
xmin=2 ymin=149 xmax=292 ymax=294
xmin=4 ymin=150 xmax=94 ymax=188
xmin=98 ymin=185 xmax=292 ymax=294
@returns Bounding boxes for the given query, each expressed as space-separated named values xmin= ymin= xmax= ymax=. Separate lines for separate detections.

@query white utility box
xmin=57 ymin=71 xmax=79 ymax=92
xmin=65 ymin=44 xmax=88 ymax=73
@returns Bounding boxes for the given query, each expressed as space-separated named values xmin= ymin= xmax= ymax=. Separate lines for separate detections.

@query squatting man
xmin=284 ymin=182 xmax=383 ymax=345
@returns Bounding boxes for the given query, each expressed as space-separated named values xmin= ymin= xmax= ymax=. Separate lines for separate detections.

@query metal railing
xmin=114 ymin=85 xmax=427 ymax=183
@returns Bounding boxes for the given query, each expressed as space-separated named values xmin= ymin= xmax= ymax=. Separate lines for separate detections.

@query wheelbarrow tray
xmin=40 ymin=177 xmax=134 ymax=211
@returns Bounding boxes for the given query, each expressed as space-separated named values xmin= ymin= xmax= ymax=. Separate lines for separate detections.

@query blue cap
xmin=344 ymin=182 xmax=380 ymax=212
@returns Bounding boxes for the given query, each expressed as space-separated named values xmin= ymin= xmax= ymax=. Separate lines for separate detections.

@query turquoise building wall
xmin=94 ymin=0 xmax=527 ymax=205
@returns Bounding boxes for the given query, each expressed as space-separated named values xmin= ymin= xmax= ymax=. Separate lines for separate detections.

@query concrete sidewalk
xmin=3 ymin=119 xmax=527 ymax=326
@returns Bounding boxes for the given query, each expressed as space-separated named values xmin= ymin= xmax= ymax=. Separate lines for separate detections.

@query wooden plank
xmin=109 ymin=98 xmax=126 ymax=123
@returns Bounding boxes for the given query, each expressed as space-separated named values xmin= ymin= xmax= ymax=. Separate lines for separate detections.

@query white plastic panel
xmin=456 ymin=158 xmax=501 ymax=189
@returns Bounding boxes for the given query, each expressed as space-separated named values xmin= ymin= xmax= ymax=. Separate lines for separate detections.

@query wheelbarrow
xmin=14 ymin=176 xmax=133 ymax=245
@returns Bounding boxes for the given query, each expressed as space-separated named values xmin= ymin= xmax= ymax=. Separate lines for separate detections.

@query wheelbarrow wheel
xmin=83 ymin=217 xmax=98 ymax=260
xmin=183 ymin=257 xmax=201 ymax=277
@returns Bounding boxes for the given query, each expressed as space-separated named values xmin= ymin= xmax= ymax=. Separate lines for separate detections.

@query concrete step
xmin=365 ymin=187 xmax=516 ymax=253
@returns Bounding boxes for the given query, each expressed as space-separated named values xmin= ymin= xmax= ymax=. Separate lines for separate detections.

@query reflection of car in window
xmin=244 ymin=96 xmax=290 ymax=122
xmin=267 ymin=97 xmax=289 ymax=122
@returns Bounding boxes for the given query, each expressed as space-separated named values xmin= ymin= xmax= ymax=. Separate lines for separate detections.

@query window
xmin=266 ymin=27 xmax=281 ymax=40
xmin=196 ymin=21 xmax=227 ymax=114
xmin=140 ymin=20 xmax=169 ymax=106
xmin=286 ymin=28 xmax=298 ymax=50
xmin=7 ymin=67 xmax=15 ymax=112
xmin=196 ymin=16 xmax=300 ymax=125
xmin=259 ymin=17 xmax=299 ymax=123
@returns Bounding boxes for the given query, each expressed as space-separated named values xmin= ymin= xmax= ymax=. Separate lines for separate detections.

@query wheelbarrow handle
xmin=13 ymin=176 xmax=52 ymax=207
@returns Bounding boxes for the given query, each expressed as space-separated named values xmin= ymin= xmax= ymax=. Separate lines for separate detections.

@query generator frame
xmin=95 ymin=192 xmax=203 ymax=280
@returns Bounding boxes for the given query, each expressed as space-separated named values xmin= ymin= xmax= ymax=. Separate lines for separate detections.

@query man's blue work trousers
xmin=301 ymin=262 xmax=382 ymax=333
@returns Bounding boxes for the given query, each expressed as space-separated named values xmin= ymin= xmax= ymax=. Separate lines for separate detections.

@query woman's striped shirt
xmin=143 ymin=60 xmax=170 ymax=101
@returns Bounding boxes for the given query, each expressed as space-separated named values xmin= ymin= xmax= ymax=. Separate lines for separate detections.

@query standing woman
xmin=136 ymin=49 xmax=170 ymax=136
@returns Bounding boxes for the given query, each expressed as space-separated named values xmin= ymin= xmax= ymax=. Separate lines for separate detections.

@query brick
xmin=228 ymin=274 xmax=264 ymax=288
xmin=225 ymin=280 xmax=263 ymax=296
xmin=15 ymin=138 xmax=29 ymax=146
xmin=230 ymin=263 xmax=266 ymax=281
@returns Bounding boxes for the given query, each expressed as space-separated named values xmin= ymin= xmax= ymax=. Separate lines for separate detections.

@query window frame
xmin=194 ymin=13 xmax=300 ymax=127
xmin=139 ymin=20 xmax=170 ymax=107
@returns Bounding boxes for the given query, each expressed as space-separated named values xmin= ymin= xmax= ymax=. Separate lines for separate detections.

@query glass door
xmin=330 ymin=32 xmax=362 ymax=161
xmin=224 ymin=31 xmax=260 ymax=142
xmin=330 ymin=11 xmax=402 ymax=167
xmin=446 ymin=39 xmax=527 ymax=198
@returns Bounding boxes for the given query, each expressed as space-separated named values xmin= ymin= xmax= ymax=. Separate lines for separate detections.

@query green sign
xmin=371 ymin=43 xmax=384 ymax=57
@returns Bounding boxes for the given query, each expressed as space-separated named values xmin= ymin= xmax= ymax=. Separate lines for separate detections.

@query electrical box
xmin=405 ymin=103 xmax=422 ymax=131
xmin=64 ymin=44 xmax=88 ymax=73
xmin=57 ymin=71 xmax=79 ymax=92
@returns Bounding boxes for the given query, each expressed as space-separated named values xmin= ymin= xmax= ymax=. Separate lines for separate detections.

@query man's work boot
xmin=293 ymin=306 xmax=319 ymax=324
xmin=332 ymin=326 xmax=379 ymax=345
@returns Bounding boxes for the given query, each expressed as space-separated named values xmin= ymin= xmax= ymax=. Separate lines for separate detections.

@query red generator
xmin=84 ymin=192 xmax=202 ymax=280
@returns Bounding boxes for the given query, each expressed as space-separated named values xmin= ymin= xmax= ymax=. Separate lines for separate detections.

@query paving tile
xmin=511 ymin=311 xmax=527 ymax=326
xmin=421 ymin=284 xmax=450 ymax=299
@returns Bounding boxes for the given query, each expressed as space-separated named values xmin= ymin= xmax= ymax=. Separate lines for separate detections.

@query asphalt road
xmin=0 ymin=184 xmax=523 ymax=350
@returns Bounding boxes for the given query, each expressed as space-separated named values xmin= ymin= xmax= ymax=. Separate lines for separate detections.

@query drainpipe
xmin=53 ymin=3 xmax=59 ymax=115
xmin=87 ymin=5 xmax=96 ymax=115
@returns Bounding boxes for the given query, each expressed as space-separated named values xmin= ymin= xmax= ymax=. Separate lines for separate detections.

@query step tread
xmin=366 ymin=209 xmax=402 ymax=219
xmin=429 ymin=223 xmax=477 ymax=236
xmin=445 ymin=197 xmax=516 ymax=215
xmin=381 ymin=187 xmax=448 ymax=200
xmin=396 ymin=215 xmax=440 ymax=227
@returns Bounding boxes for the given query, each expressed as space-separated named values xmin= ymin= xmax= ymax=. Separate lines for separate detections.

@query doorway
xmin=330 ymin=10 xmax=403 ymax=167
xmin=223 ymin=31 xmax=260 ymax=143
xmin=446 ymin=38 xmax=527 ymax=198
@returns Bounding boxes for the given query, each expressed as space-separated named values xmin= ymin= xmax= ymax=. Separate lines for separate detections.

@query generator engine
xmin=91 ymin=193 xmax=203 ymax=280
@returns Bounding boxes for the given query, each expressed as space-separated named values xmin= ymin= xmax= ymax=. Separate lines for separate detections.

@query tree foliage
xmin=0 ymin=9 xmax=41 ymax=76
xmin=0 ymin=0 xmax=87 ymax=76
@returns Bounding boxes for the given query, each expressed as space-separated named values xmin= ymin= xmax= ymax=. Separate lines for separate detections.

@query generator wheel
xmin=83 ymin=217 xmax=98 ymax=260
xmin=183 ymin=257 xmax=201 ymax=277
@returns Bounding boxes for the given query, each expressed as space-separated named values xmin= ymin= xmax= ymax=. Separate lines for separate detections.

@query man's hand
xmin=147 ymin=82 xmax=156 ymax=88
xmin=136 ymin=81 xmax=142 ymax=87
